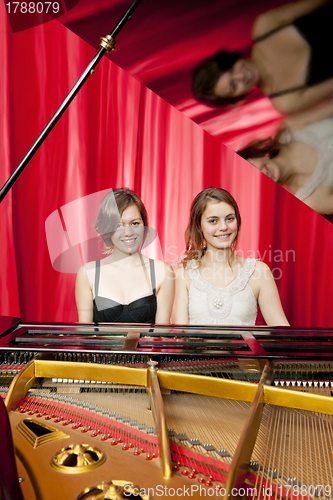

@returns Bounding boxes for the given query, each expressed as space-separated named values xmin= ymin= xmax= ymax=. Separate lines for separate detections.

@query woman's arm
xmin=252 ymin=0 xmax=329 ymax=39
xmin=75 ymin=266 xmax=94 ymax=323
xmin=283 ymin=99 xmax=333 ymax=129
xmin=272 ymin=79 xmax=333 ymax=116
xmin=302 ymin=185 xmax=333 ymax=215
xmin=255 ymin=262 xmax=290 ymax=326
xmin=155 ymin=263 xmax=175 ymax=324
xmin=172 ymin=265 xmax=190 ymax=325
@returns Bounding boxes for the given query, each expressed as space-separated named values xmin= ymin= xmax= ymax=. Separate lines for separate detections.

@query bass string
xmin=163 ymin=392 xmax=250 ymax=458
xmin=254 ymin=403 xmax=280 ymax=499
xmin=202 ymin=396 xmax=250 ymax=456
xmin=253 ymin=405 xmax=333 ymax=492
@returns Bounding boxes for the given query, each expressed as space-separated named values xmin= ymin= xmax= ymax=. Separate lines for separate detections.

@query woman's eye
xmin=209 ymin=219 xmax=217 ymax=224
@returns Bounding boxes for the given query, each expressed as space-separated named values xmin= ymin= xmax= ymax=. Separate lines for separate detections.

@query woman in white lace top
xmin=173 ymin=188 xmax=289 ymax=326
xmin=238 ymin=102 xmax=333 ymax=217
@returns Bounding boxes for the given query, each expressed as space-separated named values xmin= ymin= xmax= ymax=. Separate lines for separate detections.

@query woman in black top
xmin=75 ymin=189 xmax=174 ymax=324
xmin=192 ymin=0 xmax=333 ymax=116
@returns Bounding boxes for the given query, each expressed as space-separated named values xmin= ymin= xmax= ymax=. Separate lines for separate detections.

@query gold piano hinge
xmin=100 ymin=35 xmax=116 ymax=52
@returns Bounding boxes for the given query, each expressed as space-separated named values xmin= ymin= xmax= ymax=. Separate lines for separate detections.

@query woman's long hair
xmin=237 ymin=137 xmax=281 ymax=162
xmin=192 ymin=49 xmax=251 ymax=107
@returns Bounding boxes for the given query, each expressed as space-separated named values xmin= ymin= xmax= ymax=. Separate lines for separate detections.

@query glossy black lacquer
xmin=0 ymin=318 xmax=333 ymax=360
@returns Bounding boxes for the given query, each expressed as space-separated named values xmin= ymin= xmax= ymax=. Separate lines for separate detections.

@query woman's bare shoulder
xmin=150 ymin=258 xmax=172 ymax=272
xmin=247 ymin=259 xmax=271 ymax=284
xmin=174 ymin=261 xmax=192 ymax=280
xmin=304 ymin=184 xmax=333 ymax=214
xmin=252 ymin=11 xmax=278 ymax=40
xmin=76 ymin=261 xmax=98 ymax=292
xmin=252 ymin=0 xmax=329 ymax=40
xmin=252 ymin=259 xmax=270 ymax=274
xmin=149 ymin=259 xmax=175 ymax=285
xmin=174 ymin=261 xmax=184 ymax=273
xmin=77 ymin=260 xmax=96 ymax=274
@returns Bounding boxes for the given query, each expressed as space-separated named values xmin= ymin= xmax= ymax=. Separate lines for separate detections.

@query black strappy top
xmin=93 ymin=259 xmax=157 ymax=323
xmin=253 ymin=1 xmax=333 ymax=98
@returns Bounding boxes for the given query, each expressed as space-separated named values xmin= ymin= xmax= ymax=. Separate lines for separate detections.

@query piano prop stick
xmin=0 ymin=0 xmax=141 ymax=204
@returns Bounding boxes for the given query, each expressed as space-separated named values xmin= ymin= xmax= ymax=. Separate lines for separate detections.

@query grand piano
xmin=1 ymin=317 xmax=332 ymax=500
xmin=1 ymin=2 xmax=333 ymax=498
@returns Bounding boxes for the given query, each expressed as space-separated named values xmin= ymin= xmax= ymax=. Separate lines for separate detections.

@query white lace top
xmin=186 ymin=258 xmax=258 ymax=326
xmin=280 ymin=118 xmax=333 ymax=201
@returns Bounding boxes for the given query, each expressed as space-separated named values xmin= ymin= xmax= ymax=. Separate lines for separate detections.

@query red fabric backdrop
xmin=60 ymin=0 xmax=288 ymax=150
xmin=1 ymin=4 xmax=333 ymax=327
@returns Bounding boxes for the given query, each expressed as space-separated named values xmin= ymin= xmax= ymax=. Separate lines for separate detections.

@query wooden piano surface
xmin=1 ymin=318 xmax=333 ymax=500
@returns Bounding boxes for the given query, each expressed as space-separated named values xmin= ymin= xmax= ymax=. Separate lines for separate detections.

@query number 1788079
xmin=5 ymin=2 xmax=60 ymax=14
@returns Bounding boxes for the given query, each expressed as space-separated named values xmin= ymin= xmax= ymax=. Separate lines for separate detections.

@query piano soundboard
xmin=1 ymin=317 xmax=333 ymax=500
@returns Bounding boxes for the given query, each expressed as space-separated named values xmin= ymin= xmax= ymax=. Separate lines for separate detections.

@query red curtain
xmin=0 ymin=13 xmax=20 ymax=318
xmin=1 ymin=6 xmax=333 ymax=327
xmin=60 ymin=0 xmax=287 ymax=150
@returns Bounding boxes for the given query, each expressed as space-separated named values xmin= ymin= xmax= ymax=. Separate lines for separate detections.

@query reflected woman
xmin=238 ymin=102 xmax=333 ymax=217
xmin=173 ymin=188 xmax=289 ymax=326
xmin=192 ymin=0 xmax=333 ymax=115
xmin=75 ymin=189 xmax=174 ymax=324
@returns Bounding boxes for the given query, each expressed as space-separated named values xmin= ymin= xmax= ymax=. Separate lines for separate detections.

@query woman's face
xmin=248 ymin=157 xmax=280 ymax=182
xmin=201 ymin=201 xmax=238 ymax=251
xmin=111 ymin=204 xmax=145 ymax=256
xmin=214 ymin=59 xmax=260 ymax=98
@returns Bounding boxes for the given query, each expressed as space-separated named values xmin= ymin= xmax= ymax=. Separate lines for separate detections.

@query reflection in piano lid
xmin=1 ymin=318 xmax=333 ymax=499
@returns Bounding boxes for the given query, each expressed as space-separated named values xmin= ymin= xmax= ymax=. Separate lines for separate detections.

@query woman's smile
xmin=214 ymin=232 xmax=232 ymax=239
xmin=121 ymin=236 xmax=137 ymax=245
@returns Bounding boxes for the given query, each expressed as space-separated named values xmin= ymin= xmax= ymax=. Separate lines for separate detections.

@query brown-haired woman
xmin=173 ymin=188 xmax=289 ymax=326
xmin=75 ymin=189 xmax=174 ymax=324
xmin=192 ymin=0 xmax=333 ymax=116
xmin=238 ymin=102 xmax=333 ymax=217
